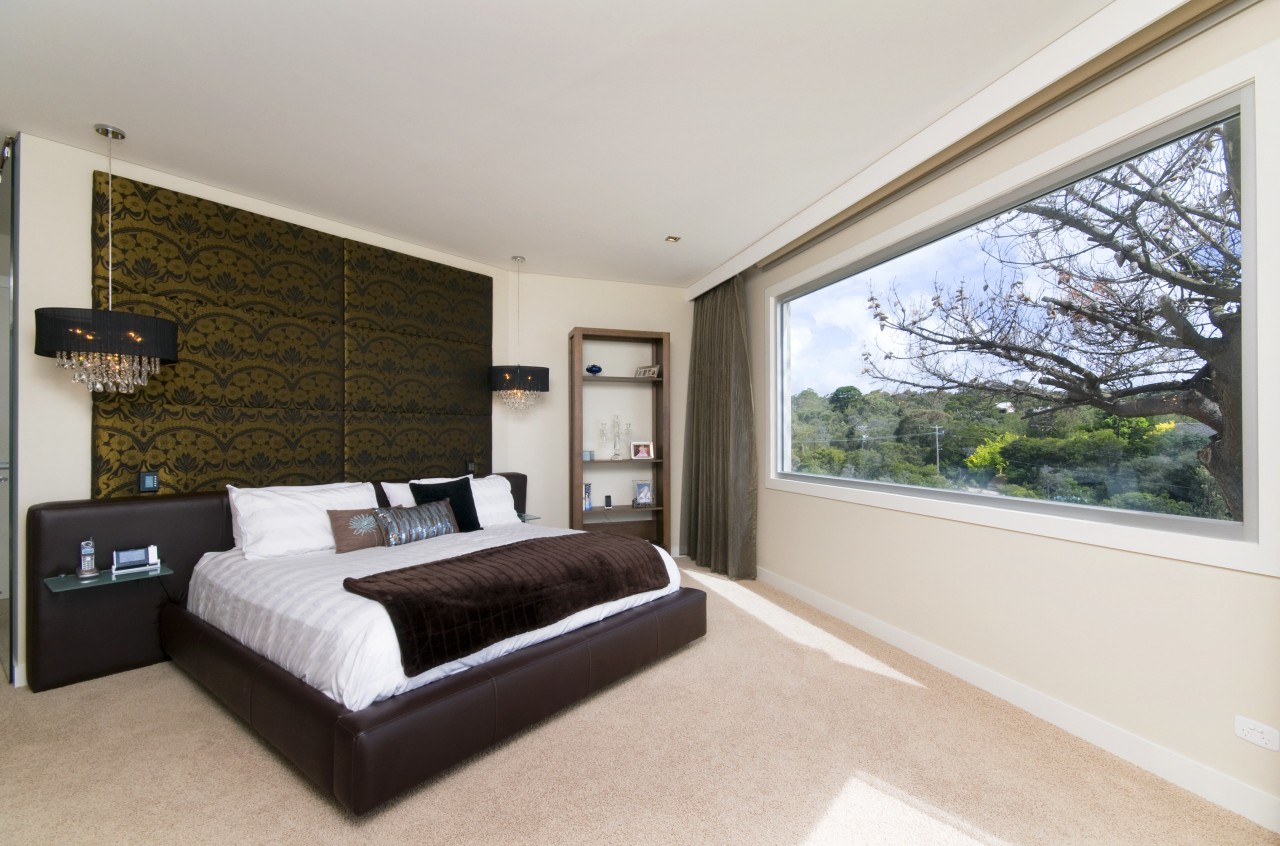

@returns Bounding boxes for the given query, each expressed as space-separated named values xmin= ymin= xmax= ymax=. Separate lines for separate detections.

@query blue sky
xmin=786 ymin=226 xmax=1012 ymax=397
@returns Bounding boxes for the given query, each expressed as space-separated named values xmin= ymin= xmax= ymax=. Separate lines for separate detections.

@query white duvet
xmin=188 ymin=523 xmax=680 ymax=711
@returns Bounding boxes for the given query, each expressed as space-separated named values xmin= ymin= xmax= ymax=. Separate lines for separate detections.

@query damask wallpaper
xmin=90 ymin=173 xmax=492 ymax=497
xmin=343 ymin=241 xmax=492 ymax=480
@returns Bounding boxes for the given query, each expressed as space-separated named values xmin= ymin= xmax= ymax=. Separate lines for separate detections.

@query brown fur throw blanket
xmin=343 ymin=532 xmax=669 ymax=675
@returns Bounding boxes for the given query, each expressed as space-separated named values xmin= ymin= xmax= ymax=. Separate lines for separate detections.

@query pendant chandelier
xmin=489 ymin=255 xmax=549 ymax=411
xmin=34 ymin=124 xmax=178 ymax=393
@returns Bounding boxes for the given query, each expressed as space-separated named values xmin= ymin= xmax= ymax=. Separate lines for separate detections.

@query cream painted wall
xmin=10 ymin=134 xmax=690 ymax=673
xmin=745 ymin=0 xmax=1280 ymax=823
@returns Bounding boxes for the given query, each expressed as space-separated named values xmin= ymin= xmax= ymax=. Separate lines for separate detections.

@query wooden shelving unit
xmin=569 ymin=327 xmax=671 ymax=551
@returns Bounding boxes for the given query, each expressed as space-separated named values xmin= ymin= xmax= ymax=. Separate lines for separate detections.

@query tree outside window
xmin=784 ymin=115 xmax=1242 ymax=522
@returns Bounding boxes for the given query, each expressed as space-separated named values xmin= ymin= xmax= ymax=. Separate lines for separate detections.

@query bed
xmin=25 ymin=473 xmax=707 ymax=814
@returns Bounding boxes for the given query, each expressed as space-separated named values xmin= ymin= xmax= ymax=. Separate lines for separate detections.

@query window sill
xmin=767 ymin=472 xmax=1275 ymax=578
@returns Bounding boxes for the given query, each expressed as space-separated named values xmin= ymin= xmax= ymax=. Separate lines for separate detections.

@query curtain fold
xmin=681 ymin=276 xmax=757 ymax=579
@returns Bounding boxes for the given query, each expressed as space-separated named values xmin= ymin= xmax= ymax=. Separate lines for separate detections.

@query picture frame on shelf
xmin=630 ymin=441 xmax=654 ymax=460
xmin=632 ymin=480 xmax=654 ymax=508
xmin=583 ymin=482 xmax=593 ymax=511
xmin=634 ymin=365 xmax=660 ymax=378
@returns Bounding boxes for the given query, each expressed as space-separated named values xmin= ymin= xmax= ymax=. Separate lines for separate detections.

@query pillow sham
xmin=410 ymin=478 xmax=482 ymax=532
xmin=380 ymin=476 xmax=467 ymax=508
xmin=470 ymin=474 xmax=521 ymax=527
xmin=228 ymin=481 xmax=368 ymax=549
xmin=327 ymin=508 xmax=387 ymax=554
xmin=228 ymin=482 xmax=377 ymax=559
xmin=374 ymin=500 xmax=458 ymax=546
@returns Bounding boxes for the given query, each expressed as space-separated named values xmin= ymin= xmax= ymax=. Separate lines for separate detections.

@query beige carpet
xmin=1 ymin=566 xmax=1274 ymax=846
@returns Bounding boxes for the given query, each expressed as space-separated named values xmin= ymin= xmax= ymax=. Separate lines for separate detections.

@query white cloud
xmin=785 ymin=226 xmax=1013 ymax=396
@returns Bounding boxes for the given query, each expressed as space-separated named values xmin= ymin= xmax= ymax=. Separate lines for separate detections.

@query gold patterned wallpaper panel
xmin=90 ymin=173 xmax=492 ymax=497
xmin=343 ymin=241 xmax=492 ymax=480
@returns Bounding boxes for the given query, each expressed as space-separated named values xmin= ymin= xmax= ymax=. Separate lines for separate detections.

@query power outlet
xmin=1234 ymin=716 xmax=1280 ymax=751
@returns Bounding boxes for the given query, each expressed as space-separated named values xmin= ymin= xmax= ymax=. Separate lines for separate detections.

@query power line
xmin=793 ymin=431 xmax=948 ymax=444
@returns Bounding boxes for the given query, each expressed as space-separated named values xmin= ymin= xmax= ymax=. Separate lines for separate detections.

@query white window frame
xmin=767 ymin=72 xmax=1275 ymax=577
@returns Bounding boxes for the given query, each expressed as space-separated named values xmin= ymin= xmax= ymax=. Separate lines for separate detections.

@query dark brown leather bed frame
xmin=26 ymin=474 xmax=707 ymax=815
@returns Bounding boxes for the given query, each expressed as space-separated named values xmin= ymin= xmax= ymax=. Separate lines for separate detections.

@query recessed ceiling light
xmin=664 ymin=235 xmax=681 ymax=243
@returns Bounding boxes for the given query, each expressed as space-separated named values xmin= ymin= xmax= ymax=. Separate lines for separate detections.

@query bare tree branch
xmin=860 ymin=117 xmax=1244 ymax=518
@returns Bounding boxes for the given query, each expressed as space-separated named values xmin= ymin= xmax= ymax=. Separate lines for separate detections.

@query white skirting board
xmin=757 ymin=567 xmax=1280 ymax=834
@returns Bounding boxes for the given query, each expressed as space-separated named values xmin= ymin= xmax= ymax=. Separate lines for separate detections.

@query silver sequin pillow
xmin=373 ymin=500 xmax=459 ymax=547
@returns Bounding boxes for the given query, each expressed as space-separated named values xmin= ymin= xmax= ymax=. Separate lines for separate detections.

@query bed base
xmin=161 ymin=587 xmax=706 ymax=815
xmin=27 ymin=474 xmax=707 ymax=814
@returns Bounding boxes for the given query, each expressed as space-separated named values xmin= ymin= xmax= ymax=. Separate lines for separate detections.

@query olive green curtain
xmin=681 ymin=276 xmax=756 ymax=579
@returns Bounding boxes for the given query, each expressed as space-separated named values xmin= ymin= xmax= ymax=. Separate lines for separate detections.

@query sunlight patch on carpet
xmin=683 ymin=569 xmax=923 ymax=687
xmin=803 ymin=772 xmax=1015 ymax=846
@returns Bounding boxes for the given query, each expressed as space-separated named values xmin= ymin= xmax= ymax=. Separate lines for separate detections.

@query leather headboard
xmin=25 ymin=473 xmax=527 ymax=691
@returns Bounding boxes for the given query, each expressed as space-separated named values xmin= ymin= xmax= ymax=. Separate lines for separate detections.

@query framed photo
xmin=630 ymin=441 xmax=654 ymax=460
xmin=632 ymin=480 xmax=655 ymax=508
xmin=634 ymin=365 xmax=660 ymax=378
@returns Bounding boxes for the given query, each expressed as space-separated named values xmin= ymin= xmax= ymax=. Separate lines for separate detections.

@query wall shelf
xmin=583 ymin=375 xmax=663 ymax=384
xmin=569 ymin=327 xmax=671 ymax=551
xmin=583 ymin=458 xmax=663 ymax=465
xmin=44 ymin=565 xmax=173 ymax=593
xmin=583 ymin=505 xmax=664 ymax=519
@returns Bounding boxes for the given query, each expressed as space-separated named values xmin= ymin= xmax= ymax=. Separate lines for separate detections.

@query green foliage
xmin=793 ymin=446 xmax=847 ymax=476
xmin=829 ymin=385 xmax=862 ymax=414
xmin=1001 ymin=429 xmax=1127 ymax=487
xmin=789 ymin=386 xmax=1219 ymax=518
xmin=965 ymin=432 xmax=1020 ymax=476
xmin=999 ymin=483 xmax=1040 ymax=499
xmin=1102 ymin=492 xmax=1196 ymax=516
xmin=1025 ymin=406 xmax=1101 ymax=439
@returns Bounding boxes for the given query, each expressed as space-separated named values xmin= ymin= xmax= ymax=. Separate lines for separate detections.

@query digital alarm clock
xmin=112 ymin=545 xmax=161 ymax=576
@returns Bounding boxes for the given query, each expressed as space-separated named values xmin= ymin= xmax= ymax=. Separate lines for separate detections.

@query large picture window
xmin=780 ymin=114 xmax=1243 ymax=526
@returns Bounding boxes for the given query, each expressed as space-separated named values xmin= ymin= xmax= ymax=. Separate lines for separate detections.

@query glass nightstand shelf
xmin=44 ymin=565 xmax=173 ymax=593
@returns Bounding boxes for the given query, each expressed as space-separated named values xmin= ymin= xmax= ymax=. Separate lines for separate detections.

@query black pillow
xmin=410 ymin=478 xmax=482 ymax=532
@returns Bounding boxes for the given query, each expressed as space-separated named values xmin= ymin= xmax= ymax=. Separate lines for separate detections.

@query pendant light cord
xmin=513 ymin=256 xmax=525 ymax=361
xmin=106 ymin=132 xmax=114 ymax=311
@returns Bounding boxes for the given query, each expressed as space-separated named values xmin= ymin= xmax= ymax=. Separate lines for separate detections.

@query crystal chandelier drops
xmin=497 ymin=387 xmax=538 ymax=412
xmin=55 ymin=350 xmax=164 ymax=393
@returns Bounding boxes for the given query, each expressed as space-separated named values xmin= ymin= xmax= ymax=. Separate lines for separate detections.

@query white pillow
xmin=381 ymin=476 xmax=468 ymax=508
xmin=471 ymin=475 xmax=521 ymax=527
xmin=228 ymin=482 xmax=370 ymax=548
xmin=227 ymin=482 xmax=378 ymax=559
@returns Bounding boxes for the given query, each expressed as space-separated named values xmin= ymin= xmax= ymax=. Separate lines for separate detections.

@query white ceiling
xmin=3 ymin=1 xmax=1165 ymax=288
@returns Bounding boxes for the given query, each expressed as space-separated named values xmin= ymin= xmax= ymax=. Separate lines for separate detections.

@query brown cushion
xmin=328 ymin=508 xmax=387 ymax=554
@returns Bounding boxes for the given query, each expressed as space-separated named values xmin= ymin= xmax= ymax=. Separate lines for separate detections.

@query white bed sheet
xmin=187 ymin=523 xmax=680 ymax=711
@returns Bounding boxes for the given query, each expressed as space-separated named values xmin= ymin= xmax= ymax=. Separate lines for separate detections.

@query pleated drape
xmin=681 ymin=276 xmax=757 ymax=579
